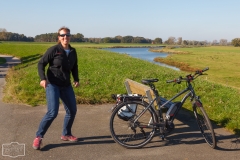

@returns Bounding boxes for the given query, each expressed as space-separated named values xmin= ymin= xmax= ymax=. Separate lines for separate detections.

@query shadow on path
xmin=0 ymin=55 xmax=21 ymax=78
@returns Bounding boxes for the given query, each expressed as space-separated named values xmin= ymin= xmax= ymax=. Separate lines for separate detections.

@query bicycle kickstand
xmin=159 ymin=127 xmax=165 ymax=140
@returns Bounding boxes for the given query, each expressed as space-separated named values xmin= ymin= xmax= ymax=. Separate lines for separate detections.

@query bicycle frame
xmin=134 ymin=81 xmax=199 ymax=127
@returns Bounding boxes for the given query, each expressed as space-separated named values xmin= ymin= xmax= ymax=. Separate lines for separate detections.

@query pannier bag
xmin=117 ymin=104 xmax=136 ymax=121
xmin=111 ymin=94 xmax=143 ymax=121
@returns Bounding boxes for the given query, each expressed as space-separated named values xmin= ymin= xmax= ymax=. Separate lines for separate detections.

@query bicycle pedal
xmin=166 ymin=122 xmax=175 ymax=133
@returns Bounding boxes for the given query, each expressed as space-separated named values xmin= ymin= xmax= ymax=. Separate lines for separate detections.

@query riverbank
xmin=86 ymin=45 xmax=166 ymax=49
xmin=149 ymin=48 xmax=189 ymax=54
xmin=148 ymin=47 xmax=198 ymax=72
xmin=103 ymin=47 xmax=180 ymax=71
xmin=154 ymin=56 xmax=198 ymax=72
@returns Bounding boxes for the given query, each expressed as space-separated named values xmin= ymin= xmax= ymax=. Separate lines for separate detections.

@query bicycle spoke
xmin=110 ymin=101 xmax=156 ymax=148
xmin=194 ymin=106 xmax=216 ymax=148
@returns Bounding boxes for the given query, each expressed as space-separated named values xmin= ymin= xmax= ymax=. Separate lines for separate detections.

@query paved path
xmin=0 ymin=54 xmax=240 ymax=160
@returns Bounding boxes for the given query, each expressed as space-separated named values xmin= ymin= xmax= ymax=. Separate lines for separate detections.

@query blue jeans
xmin=36 ymin=84 xmax=77 ymax=138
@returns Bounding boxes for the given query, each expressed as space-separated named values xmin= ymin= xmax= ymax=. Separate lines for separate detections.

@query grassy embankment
xmin=0 ymin=42 xmax=240 ymax=135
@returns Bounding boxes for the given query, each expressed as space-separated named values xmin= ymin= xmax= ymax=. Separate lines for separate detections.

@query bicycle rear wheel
xmin=110 ymin=101 xmax=156 ymax=148
xmin=193 ymin=106 xmax=216 ymax=148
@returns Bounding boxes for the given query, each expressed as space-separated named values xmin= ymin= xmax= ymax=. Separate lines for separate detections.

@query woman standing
xmin=33 ymin=27 xmax=79 ymax=150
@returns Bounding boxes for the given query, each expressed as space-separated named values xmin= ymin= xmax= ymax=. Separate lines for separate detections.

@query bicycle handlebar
xmin=202 ymin=67 xmax=209 ymax=72
xmin=195 ymin=67 xmax=209 ymax=75
xmin=166 ymin=67 xmax=209 ymax=84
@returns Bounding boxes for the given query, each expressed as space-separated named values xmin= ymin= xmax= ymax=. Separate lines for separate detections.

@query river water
xmin=103 ymin=47 xmax=179 ymax=70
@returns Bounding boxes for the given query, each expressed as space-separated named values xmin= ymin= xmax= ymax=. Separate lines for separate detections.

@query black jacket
xmin=38 ymin=44 xmax=79 ymax=87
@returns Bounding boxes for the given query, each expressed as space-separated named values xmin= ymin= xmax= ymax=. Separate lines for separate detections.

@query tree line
xmin=0 ymin=28 xmax=34 ymax=42
xmin=34 ymin=33 xmax=84 ymax=42
xmin=1 ymin=28 xmax=240 ymax=46
xmin=85 ymin=36 xmax=152 ymax=43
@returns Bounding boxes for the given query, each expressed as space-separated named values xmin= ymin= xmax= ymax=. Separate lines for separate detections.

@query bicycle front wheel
xmin=193 ymin=106 xmax=216 ymax=148
xmin=110 ymin=101 xmax=156 ymax=148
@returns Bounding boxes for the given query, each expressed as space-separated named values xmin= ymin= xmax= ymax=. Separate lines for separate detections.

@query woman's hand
xmin=40 ymin=80 xmax=48 ymax=89
xmin=73 ymin=81 xmax=79 ymax=88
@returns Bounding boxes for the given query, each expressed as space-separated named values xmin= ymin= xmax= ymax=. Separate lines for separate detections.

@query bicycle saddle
xmin=141 ymin=79 xmax=159 ymax=85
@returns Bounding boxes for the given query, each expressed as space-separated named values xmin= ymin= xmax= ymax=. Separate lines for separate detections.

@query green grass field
xmin=0 ymin=42 xmax=240 ymax=135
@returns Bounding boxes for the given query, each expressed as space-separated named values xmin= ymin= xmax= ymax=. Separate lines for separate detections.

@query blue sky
xmin=1 ymin=0 xmax=239 ymax=42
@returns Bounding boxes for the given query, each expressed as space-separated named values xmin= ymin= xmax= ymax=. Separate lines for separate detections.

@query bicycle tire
xmin=110 ymin=101 xmax=157 ymax=148
xmin=193 ymin=106 xmax=216 ymax=148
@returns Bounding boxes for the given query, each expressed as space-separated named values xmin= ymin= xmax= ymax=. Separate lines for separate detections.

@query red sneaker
xmin=32 ymin=137 xmax=42 ymax=150
xmin=61 ymin=135 xmax=78 ymax=142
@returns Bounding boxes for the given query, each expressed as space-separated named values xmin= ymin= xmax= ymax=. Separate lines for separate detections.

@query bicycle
xmin=109 ymin=67 xmax=216 ymax=149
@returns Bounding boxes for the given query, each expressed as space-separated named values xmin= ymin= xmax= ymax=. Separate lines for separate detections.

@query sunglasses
xmin=59 ymin=34 xmax=71 ymax=37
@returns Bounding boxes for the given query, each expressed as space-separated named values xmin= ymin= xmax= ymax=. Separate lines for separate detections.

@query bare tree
xmin=0 ymin=28 xmax=7 ymax=40
xmin=219 ymin=39 xmax=228 ymax=46
xmin=177 ymin=37 xmax=182 ymax=45
xmin=212 ymin=40 xmax=218 ymax=46
xmin=167 ymin=36 xmax=176 ymax=45
xmin=0 ymin=28 xmax=7 ymax=32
